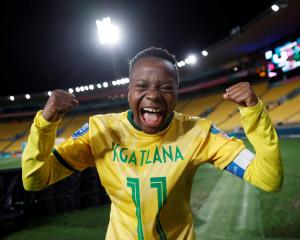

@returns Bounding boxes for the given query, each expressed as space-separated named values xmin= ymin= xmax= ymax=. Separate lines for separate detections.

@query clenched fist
xmin=223 ymin=82 xmax=258 ymax=107
xmin=42 ymin=89 xmax=79 ymax=122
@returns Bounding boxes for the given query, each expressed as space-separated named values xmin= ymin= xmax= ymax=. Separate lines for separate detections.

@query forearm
xmin=22 ymin=111 xmax=72 ymax=191
xmin=240 ymin=100 xmax=283 ymax=192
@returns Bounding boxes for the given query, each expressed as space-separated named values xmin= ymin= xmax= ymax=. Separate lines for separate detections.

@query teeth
xmin=143 ymin=108 xmax=162 ymax=113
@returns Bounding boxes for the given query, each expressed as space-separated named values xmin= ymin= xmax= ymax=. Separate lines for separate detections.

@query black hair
xmin=129 ymin=47 xmax=179 ymax=85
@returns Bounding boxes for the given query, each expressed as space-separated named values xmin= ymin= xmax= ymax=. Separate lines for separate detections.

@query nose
xmin=146 ymin=87 xmax=161 ymax=101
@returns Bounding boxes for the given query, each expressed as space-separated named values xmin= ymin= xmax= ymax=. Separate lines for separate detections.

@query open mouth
xmin=140 ymin=107 xmax=164 ymax=128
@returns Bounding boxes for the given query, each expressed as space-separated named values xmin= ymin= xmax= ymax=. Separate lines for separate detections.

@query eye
xmin=160 ymin=84 xmax=174 ymax=92
xmin=135 ymin=83 xmax=148 ymax=90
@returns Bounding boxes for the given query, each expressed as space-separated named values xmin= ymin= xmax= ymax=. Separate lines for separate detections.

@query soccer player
xmin=22 ymin=47 xmax=283 ymax=239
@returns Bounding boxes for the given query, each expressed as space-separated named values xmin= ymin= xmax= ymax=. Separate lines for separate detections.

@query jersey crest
xmin=210 ymin=124 xmax=230 ymax=139
xmin=72 ymin=122 xmax=89 ymax=139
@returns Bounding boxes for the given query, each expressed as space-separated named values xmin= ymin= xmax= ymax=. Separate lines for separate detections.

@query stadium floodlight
xmin=112 ymin=80 xmax=117 ymax=86
xmin=271 ymin=4 xmax=279 ymax=12
xmin=69 ymin=88 xmax=74 ymax=94
xmin=25 ymin=94 xmax=30 ymax=100
xmin=84 ymin=86 xmax=89 ymax=91
xmin=89 ymin=84 xmax=94 ymax=90
xmin=9 ymin=96 xmax=15 ymax=101
xmin=103 ymin=82 xmax=109 ymax=88
xmin=80 ymin=86 xmax=85 ymax=92
xmin=97 ymin=83 xmax=102 ymax=88
xmin=202 ymin=50 xmax=208 ymax=57
xmin=75 ymin=87 xmax=80 ymax=93
xmin=47 ymin=91 xmax=52 ymax=96
xmin=96 ymin=17 xmax=120 ymax=45
xmin=185 ymin=55 xmax=197 ymax=65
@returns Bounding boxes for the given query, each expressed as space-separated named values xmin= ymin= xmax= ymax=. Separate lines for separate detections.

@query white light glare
xmin=177 ymin=61 xmax=186 ymax=68
xmin=75 ymin=87 xmax=80 ymax=93
xmin=97 ymin=83 xmax=102 ymax=88
xmin=10 ymin=96 xmax=15 ymax=101
xmin=103 ymin=82 xmax=108 ymax=88
xmin=69 ymin=88 xmax=74 ymax=94
xmin=47 ymin=91 xmax=52 ymax=96
xmin=25 ymin=94 xmax=30 ymax=99
xmin=271 ymin=4 xmax=279 ymax=12
xmin=96 ymin=17 xmax=120 ymax=45
xmin=202 ymin=50 xmax=208 ymax=56
xmin=185 ymin=55 xmax=197 ymax=65
xmin=89 ymin=84 xmax=94 ymax=90
xmin=80 ymin=86 xmax=85 ymax=92
xmin=112 ymin=77 xmax=129 ymax=86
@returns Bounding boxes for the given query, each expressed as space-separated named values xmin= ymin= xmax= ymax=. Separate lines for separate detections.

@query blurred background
xmin=1 ymin=0 xmax=300 ymax=239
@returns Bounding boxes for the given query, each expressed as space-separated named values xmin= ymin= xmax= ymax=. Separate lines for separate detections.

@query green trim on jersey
xmin=151 ymin=177 xmax=167 ymax=240
xmin=52 ymin=148 xmax=78 ymax=172
xmin=127 ymin=110 xmax=174 ymax=132
xmin=127 ymin=177 xmax=144 ymax=240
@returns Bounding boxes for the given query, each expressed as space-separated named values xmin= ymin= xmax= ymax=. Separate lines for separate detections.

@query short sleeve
xmin=54 ymin=123 xmax=95 ymax=171
xmin=200 ymin=124 xmax=245 ymax=169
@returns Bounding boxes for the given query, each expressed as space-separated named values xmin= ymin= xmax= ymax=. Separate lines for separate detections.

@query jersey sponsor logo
xmin=210 ymin=124 xmax=230 ymax=139
xmin=72 ymin=123 xmax=89 ymax=139
xmin=113 ymin=144 xmax=184 ymax=166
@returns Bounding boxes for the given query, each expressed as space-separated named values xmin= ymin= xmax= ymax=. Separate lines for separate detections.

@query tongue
xmin=143 ymin=112 xmax=159 ymax=123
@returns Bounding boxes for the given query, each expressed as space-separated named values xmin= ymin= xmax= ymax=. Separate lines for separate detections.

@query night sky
xmin=3 ymin=0 xmax=273 ymax=98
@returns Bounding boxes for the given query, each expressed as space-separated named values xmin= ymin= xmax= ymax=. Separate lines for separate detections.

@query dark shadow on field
xmin=0 ymin=167 xmax=110 ymax=239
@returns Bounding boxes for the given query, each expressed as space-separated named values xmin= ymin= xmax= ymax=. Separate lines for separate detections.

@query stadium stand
xmin=4 ymin=135 xmax=28 ymax=153
xmin=175 ymin=99 xmax=190 ymax=112
xmin=285 ymin=111 xmax=300 ymax=124
xmin=0 ymin=121 xmax=31 ymax=140
xmin=0 ymin=141 xmax=12 ymax=152
xmin=59 ymin=115 xmax=89 ymax=139
xmin=0 ymin=120 xmax=32 ymax=152
xmin=260 ymin=78 xmax=300 ymax=103
xmin=218 ymin=112 xmax=241 ymax=132
xmin=179 ymin=93 xmax=223 ymax=117
xmin=252 ymin=81 xmax=268 ymax=96
xmin=2 ymin=78 xmax=300 ymax=152
xmin=269 ymin=95 xmax=300 ymax=125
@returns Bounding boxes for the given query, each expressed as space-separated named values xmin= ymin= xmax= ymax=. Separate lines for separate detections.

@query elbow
xmin=245 ymin=164 xmax=284 ymax=192
xmin=22 ymin=164 xmax=47 ymax=191
xmin=21 ymin=154 xmax=48 ymax=191
xmin=264 ymin=175 xmax=283 ymax=192
xmin=23 ymin=182 xmax=40 ymax=192
xmin=259 ymin=171 xmax=284 ymax=192
xmin=22 ymin=175 xmax=46 ymax=191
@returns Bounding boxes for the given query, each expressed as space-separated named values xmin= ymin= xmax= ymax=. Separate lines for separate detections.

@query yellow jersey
xmin=22 ymin=99 xmax=283 ymax=240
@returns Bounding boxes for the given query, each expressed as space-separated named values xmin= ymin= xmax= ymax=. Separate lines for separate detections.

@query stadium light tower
xmin=96 ymin=17 xmax=122 ymax=80
xmin=96 ymin=17 xmax=120 ymax=45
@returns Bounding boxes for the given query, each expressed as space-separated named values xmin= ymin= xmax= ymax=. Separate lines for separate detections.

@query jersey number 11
xmin=127 ymin=177 xmax=167 ymax=240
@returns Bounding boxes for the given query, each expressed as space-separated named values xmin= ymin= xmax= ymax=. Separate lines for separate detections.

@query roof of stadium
xmin=2 ymin=0 xmax=300 ymax=108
